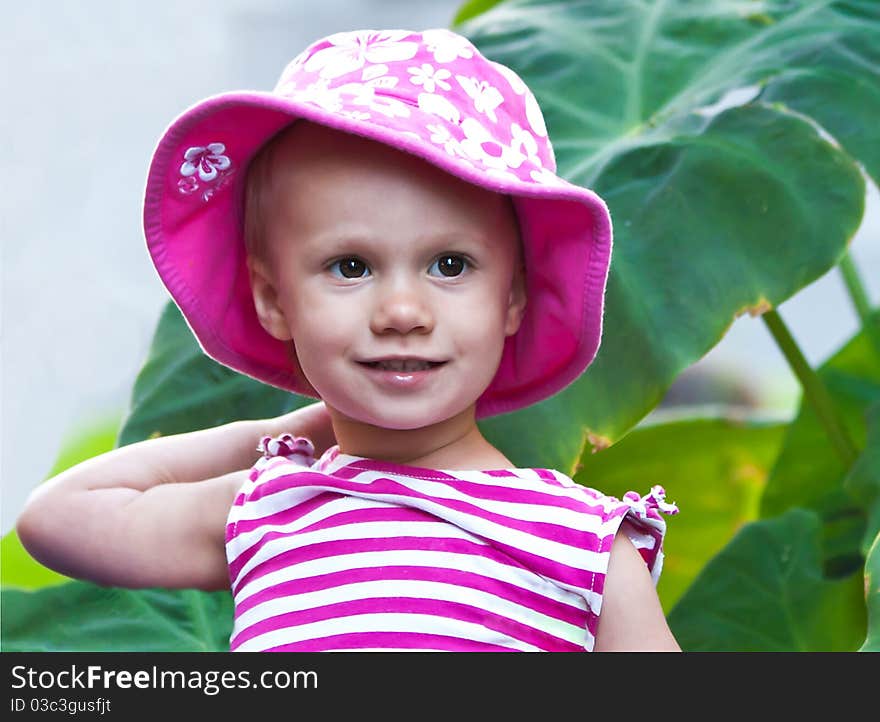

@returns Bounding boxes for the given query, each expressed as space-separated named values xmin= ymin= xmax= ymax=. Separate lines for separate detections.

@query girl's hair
xmin=243 ymin=128 xmax=286 ymax=267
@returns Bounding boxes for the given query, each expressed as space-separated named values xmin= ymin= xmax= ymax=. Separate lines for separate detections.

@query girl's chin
xmin=330 ymin=401 xmax=470 ymax=432
xmin=358 ymin=412 xmax=452 ymax=431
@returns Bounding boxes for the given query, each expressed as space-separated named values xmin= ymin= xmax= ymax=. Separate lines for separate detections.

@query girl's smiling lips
xmin=357 ymin=357 xmax=447 ymax=369
xmin=356 ymin=358 xmax=448 ymax=389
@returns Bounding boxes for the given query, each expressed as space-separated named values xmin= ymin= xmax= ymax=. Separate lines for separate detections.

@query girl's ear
xmin=248 ymin=256 xmax=293 ymax=341
xmin=504 ymin=262 xmax=528 ymax=337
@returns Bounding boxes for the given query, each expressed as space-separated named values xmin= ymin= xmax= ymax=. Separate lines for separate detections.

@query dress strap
xmin=255 ymin=433 xmax=315 ymax=466
xmin=621 ymin=485 xmax=679 ymax=517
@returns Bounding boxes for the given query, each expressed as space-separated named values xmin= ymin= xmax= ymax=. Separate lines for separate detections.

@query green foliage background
xmin=3 ymin=0 xmax=878 ymax=651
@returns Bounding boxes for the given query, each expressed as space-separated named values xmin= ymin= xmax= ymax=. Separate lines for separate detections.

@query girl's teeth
xmin=376 ymin=360 xmax=433 ymax=372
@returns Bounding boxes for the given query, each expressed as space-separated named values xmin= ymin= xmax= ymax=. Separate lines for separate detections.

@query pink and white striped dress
xmin=225 ymin=433 xmax=678 ymax=652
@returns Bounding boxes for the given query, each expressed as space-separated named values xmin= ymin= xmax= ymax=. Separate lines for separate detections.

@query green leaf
xmin=860 ymin=530 xmax=880 ymax=652
xmin=467 ymin=0 xmax=869 ymax=469
xmin=572 ymin=409 xmax=787 ymax=609
xmin=0 ymin=582 xmax=232 ymax=652
xmin=118 ymin=302 xmax=312 ymax=446
xmin=0 ymin=533 xmax=70 ymax=591
xmin=760 ymin=25 xmax=880 ymax=184
xmin=452 ymin=0 xmax=507 ymax=26
xmin=669 ymin=508 xmax=866 ymax=651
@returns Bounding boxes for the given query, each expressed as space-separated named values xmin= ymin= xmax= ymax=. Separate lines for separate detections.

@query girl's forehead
xmin=269 ymin=122 xmax=509 ymax=212
xmin=259 ymin=122 xmax=521 ymax=255
xmin=275 ymin=177 xmax=516 ymax=242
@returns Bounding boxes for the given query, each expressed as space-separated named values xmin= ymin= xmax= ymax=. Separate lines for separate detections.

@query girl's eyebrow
xmin=313 ymin=231 xmax=486 ymax=248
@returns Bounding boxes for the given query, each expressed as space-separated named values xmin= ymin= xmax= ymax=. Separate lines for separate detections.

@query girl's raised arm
xmin=16 ymin=401 xmax=334 ymax=591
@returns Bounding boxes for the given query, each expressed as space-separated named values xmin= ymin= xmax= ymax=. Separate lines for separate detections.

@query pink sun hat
xmin=142 ymin=27 xmax=613 ymax=419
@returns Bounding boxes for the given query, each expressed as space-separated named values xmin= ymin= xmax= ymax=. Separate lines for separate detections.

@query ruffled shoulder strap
xmin=248 ymin=432 xmax=316 ymax=480
xmin=612 ymin=485 xmax=679 ymax=585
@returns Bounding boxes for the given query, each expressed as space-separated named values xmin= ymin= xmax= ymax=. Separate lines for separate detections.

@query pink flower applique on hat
xmin=177 ymin=143 xmax=233 ymax=201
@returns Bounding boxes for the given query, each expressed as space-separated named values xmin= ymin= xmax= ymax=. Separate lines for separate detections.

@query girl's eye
xmin=330 ymin=257 xmax=370 ymax=279
xmin=429 ymin=254 xmax=468 ymax=278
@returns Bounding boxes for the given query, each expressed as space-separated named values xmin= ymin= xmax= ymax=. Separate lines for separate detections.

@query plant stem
xmin=762 ymin=309 xmax=859 ymax=466
xmin=839 ymin=252 xmax=872 ymax=320
xmin=839 ymin=251 xmax=880 ymax=359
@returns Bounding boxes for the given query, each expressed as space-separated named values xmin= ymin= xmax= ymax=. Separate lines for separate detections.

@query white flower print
xmin=426 ymin=122 xmax=464 ymax=157
xmin=421 ymin=28 xmax=474 ymax=64
xmin=356 ymin=90 xmax=413 ymax=119
xmin=180 ymin=143 xmax=231 ymax=182
xmin=408 ymin=63 xmax=452 ymax=93
xmin=339 ymin=109 xmax=372 ymax=122
xmin=296 ymin=72 xmax=413 ymax=120
xmin=296 ymin=79 xmax=348 ymax=112
xmin=509 ymin=123 xmax=542 ymax=168
xmin=530 ymin=166 xmax=568 ymax=186
xmin=362 ymin=63 xmax=397 ymax=85
xmin=457 ymin=117 xmax=526 ymax=172
xmin=456 ymin=75 xmax=505 ymax=123
xmin=328 ymin=83 xmax=412 ymax=119
xmin=524 ymin=90 xmax=548 ymax=138
xmin=491 ymin=61 xmax=527 ymax=96
xmin=417 ymin=92 xmax=461 ymax=125
xmin=485 ymin=166 xmax=524 ymax=183
xmin=304 ymin=30 xmax=418 ymax=80
xmin=489 ymin=62 xmax=550 ymax=141
xmin=275 ymin=48 xmax=312 ymax=89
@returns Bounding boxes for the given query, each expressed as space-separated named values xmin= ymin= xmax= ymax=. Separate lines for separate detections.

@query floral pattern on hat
xmin=408 ymin=64 xmax=452 ymax=93
xmin=271 ymin=27 xmax=555 ymax=176
xmin=304 ymin=30 xmax=419 ymax=80
xmin=174 ymin=28 xmax=563 ymax=203
xmin=177 ymin=143 xmax=234 ymax=201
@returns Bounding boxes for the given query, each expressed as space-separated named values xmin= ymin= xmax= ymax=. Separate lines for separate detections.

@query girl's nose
xmin=370 ymin=280 xmax=435 ymax=336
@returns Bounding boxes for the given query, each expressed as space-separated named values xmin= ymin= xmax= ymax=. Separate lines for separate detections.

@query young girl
xmin=17 ymin=27 xmax=680 ymax=652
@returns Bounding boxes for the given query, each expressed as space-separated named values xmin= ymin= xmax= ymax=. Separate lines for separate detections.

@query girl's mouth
xmin=361 ymin=360 xmax=446 ymax=372
xmin=358 ymin=359 xmax=448 ymax=390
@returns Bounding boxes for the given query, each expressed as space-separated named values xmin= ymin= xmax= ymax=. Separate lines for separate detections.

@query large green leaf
xmin=668 ymin=508 xmax=866 ymax=651
xmin=0 ymin=583 xmax=232 ymax=652
xmin=464 ymin=0 xmax=870 ymax=470
xmin=572 ymin=410 xmax=787 ymax=609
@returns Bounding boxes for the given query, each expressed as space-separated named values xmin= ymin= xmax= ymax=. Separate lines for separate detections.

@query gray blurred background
xmin=2 ymin=0 xmax=878 ymax=534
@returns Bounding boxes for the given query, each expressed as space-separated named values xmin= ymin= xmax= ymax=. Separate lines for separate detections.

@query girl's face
xmin=249 ymin=123 xmax=526 ymax=431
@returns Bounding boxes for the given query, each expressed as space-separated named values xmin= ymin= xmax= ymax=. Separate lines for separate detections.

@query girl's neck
xmin=325 ymin=404 xmax=507 ymax=470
